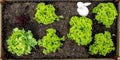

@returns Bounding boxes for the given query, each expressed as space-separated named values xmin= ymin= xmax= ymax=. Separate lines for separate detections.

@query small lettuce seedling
xmin=38 ymin=28 xmax=65 ymax=55
xmin=35 ymin=3 xmax=59 ymax=25
xmin=7 ymin=28 xmax=37 ymax=56
xmin=89 ymin=31 xmax=115 ymax=56
xmin=93 ymin=3 xmax=118 ymax=28
xmin=67 ymin=16 xmax=92 ymax=46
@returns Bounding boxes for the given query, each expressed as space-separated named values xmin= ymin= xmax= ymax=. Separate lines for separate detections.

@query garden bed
xmin=0 ymin=0 xmax=120 ymax=60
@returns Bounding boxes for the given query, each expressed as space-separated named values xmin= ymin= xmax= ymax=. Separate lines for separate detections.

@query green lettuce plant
xmin=38 ymin=28 xmax=65 ymax=55
xmin=93 ymin=2 xmax=118 ymax=28
xmin=34 ymin=3 xmax=59 ymax=25
xmin=67 ymin=16 xmax=92 ymax=46
xmin=7 ymin=28 xmax=37 ymax=56
xmin=89 ymin=31 xmax=115 ymax=56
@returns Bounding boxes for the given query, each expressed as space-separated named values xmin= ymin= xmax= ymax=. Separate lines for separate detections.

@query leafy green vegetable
xmin=89 ymin=31 xmax=115 ymax=56
xmin=67 ymin=16 xmax=92 ymax=46
xmin=93 ymin=2 xmax=118 ymax=28
xmin=38 ymin=28 xmax=65 ymax=55
xmin=34 ymin=3 xmax=59 ymax=25
xmin=7 ymin=28 xmax=37 ymax=56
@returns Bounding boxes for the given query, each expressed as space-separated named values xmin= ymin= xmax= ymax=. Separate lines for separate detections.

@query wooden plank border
xmin=4 ymin=58 xmax=116 ymax=60
xmin=117 ymin=1 xmax=120 ymax=59
xmin=5 ymin=0 xmax=114 ymax=1
xmin=115 ymin=0 xmax=120 ymax=2
xmin=0 ymin=2 xmax=2 ymax=59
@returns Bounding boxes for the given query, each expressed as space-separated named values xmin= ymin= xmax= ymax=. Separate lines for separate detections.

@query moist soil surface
xmin=2 ymin=1 xmax=117 ymax=59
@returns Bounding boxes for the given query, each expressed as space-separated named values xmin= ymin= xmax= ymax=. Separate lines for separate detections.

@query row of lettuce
xmin=7 ymin=2 xmax=118 ymax=56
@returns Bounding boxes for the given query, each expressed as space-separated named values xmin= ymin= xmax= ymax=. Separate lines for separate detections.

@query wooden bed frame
xmin=0 ymin=0 xmax=119 ymax=60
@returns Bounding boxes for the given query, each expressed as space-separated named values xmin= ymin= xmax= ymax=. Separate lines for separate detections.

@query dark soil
xmin=2 ymin=1 xmax=117 ymax=59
